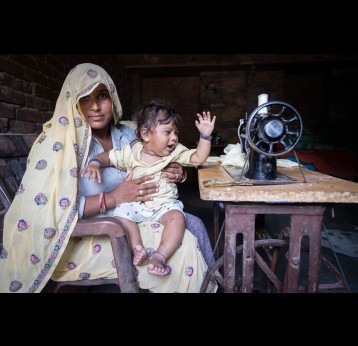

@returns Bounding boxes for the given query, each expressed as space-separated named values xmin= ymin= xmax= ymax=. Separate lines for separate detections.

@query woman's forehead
xmin=93 ymin=83 xmax=108 ymax=93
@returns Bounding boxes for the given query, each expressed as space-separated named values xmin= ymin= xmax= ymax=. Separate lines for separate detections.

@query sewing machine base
xmin=223 ymin=166 xmax=297 ymax=185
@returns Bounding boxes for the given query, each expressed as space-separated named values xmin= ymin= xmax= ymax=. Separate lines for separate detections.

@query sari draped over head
xmin=0 ymin=63 xmax=122 ymax=292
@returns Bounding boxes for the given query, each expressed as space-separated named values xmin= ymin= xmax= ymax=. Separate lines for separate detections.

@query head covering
xmin=0 ymin=63 xmax=122 ymax=292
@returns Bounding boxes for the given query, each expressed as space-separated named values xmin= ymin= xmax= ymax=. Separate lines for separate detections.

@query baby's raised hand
xmin=81 ymin=162 xmax=103 ymax=183
xmin=195 ymin=111 xmax=216 ymax=136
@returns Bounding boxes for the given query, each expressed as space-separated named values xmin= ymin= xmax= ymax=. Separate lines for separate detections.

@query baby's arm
xmin=190 ymin=111 xmax=216 ymax=164
xmin=81 ymin=151 xmax=113 ymax=183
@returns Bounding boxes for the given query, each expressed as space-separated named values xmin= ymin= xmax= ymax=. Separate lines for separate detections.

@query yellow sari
xmin=0 ymin=63 xmax=208 ymax=293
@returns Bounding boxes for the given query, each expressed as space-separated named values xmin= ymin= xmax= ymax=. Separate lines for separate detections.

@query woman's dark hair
xmin=136 ymin=99 xmax=182 ymax=139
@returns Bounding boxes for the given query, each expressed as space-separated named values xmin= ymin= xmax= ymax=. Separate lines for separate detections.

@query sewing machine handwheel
xmin=246 ymin=101 xmax=303 ymax=157
xmin=200 ymin=239 xmax=289 ymax=293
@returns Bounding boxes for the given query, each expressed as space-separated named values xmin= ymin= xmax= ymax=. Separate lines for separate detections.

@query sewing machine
xmin=224 ymin=94 xmax=304 ymax=185
xmin=199 ymin=96 xmax=355 ymax=293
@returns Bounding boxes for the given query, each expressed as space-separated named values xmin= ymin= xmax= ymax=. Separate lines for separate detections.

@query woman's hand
xmin=108 ymin=171 xmax=160 ymax=205
xmin=82 ymin=172 xmax=159 ymax=218
xmin=161 ymin=162 xmax=187 ymax=183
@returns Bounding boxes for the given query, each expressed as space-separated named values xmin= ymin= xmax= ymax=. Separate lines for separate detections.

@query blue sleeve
xmin=78 ymin=195 xmax=86 ymax=219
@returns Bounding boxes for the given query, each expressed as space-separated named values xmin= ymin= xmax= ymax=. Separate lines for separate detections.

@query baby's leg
xmin=115 ymin=216 xmax=148 ymax=266
xmin=147 ymin=210 xmax=185 ymax=276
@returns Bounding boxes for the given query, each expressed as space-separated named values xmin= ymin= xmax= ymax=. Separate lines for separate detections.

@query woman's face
xmin=78 ymin=83 xmax=113 ymax=131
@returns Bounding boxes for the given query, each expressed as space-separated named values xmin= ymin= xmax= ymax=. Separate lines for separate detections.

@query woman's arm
xmin=82 ymin=172 xmax=159 ymax=218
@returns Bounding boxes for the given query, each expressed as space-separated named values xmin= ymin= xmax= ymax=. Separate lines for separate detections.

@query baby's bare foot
xmin=147 ymin=251 xmax=170 ymax=276
xmin=133 ymin=245 xmax=148 ymax=266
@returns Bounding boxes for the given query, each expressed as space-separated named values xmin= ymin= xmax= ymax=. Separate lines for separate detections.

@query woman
xmin=0 ymin=63 xmax=215 ymax=293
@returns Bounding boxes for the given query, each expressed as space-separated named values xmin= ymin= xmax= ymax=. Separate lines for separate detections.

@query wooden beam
xmin=125 ymin=58 xmax=358 ymax=77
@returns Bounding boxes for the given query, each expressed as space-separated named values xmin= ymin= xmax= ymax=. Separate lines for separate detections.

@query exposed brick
xmin=17 ymin=107 xmax=42 ymax=123
xmin=35 ymin=124 xmax=43 ymax=134
xmin=37 ymin=60 xmax=58 ymax=79
xmin=31 ymin=54 xmax=46 ymax=62
xmin=0 ymin=55 xmax=25 ymax=79
xmin=48 ymin=100 xmax=56 ymax=111
xmin=8 ymin=119 xmax=37 ymax=134
xmin=42 ymin=111 xmax=53 ymax=123
xmin=0 ymin=103 xmax=16 ymax=119
xmin=46 ymin=76 xmax=62 ymax=90
xmin=46 ymin=55 xmax=65 ymax=73
xmin=24 ymin=68 xmax=47 ymax=85
xmin=9 ymin=54 xmax=37 ymax=70
xmin=26 ymin=95 xmax=49 ymax=111
xmin=58 ymin=54 xmax=80 ymax=68
xmin=0 ymin=118 xmax=9 ymax=132
xmin=0 ymin=72 xmax=32 ymax=94
xmin=0 ymin=86 xmax=26 ymax=105
xmin=32 ymin=84 xmax=55 ymax=100
xmin=54 ymin=70 xmax=68 ymax=84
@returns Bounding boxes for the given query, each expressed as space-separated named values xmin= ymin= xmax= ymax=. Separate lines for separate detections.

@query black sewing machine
xmin=224 ymin=96 xmax=304 ymax=185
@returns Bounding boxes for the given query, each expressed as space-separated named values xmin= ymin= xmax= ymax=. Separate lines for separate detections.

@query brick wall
xmin=0 ymin=54 xmax=125 ymax=135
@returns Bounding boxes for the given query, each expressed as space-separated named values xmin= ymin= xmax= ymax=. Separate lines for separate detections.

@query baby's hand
xmin=195 ymin=111 xmax=216 ymax=136
xmin=81 ymin=162 xmax=103 ymax=183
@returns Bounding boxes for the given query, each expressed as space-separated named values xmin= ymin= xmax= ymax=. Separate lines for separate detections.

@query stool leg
xmin=110 ymin=235 xmax=139 ymax=293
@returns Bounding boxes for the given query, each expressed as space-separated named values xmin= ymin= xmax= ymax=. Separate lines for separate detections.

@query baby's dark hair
xmin=136 ymin=99 xmax=182 ymax=139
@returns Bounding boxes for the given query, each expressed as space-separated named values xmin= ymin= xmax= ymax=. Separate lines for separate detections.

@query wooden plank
xmin=198 ymin=164 xmax=358 ymax=204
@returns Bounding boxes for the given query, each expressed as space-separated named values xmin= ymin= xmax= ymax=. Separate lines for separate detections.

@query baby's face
xmin=148 ymin=121 xmax=179 ymax=157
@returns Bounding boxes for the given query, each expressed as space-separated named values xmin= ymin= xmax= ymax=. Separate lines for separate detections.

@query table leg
xmin=224 ymin=206 xmax=255 ymax=293
xmin=240 ymin=214 xmax=256 ymax=293
xmin=223 ymin=204 xmax=325 ymax=293
xmin=285 ymin=210 xmax=324 ymax=293
xmin=307 ymin=214 xmax=324 ymax=292
xmin=224 ymin=214 xmax=237 ymax=293
xmin=285 ymin=215 xmax=303 ymax=292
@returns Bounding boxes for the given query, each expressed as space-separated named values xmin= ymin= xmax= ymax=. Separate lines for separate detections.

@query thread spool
xmin=258 ymin=93 xmax=268 ymax=114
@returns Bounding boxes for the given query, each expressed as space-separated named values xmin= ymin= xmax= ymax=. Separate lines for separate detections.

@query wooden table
xmin=198 ymin=164 xmax=358 ymax=293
